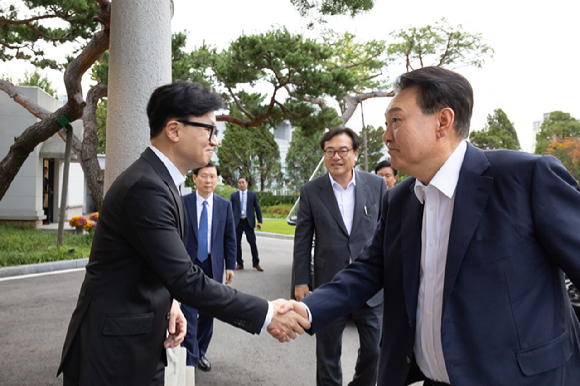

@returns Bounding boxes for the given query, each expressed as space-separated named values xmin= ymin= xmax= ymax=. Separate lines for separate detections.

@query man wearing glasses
xmin=59 ymin=81 xmax=309 ymax=386
xmin=292 ymin=127 xmax=387 ymax=386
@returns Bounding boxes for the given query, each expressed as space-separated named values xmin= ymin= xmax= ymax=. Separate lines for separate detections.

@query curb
xmin=0 ymin=258 xmax=89 ymax=279
xmin=0 ymin=233 xmax=293 ymax=279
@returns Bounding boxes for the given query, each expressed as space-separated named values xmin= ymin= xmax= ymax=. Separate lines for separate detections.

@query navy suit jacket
xmin=183 ymin=192 xmax=236 ymax=282
xmin=231 ymin=190 xmax=262 ymax=229
xmin=303 ymin=143 xmax=580 ymax=386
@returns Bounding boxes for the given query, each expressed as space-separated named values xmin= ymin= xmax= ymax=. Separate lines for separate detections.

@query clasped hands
xmin=267 ymin=299 xmax=310 ymax=343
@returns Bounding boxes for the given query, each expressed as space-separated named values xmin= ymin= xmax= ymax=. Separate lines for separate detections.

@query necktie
xmin=242 ymin=191 xmax=246 ymax=218
xmin=197 ymin=200 xmax=208 ymax=262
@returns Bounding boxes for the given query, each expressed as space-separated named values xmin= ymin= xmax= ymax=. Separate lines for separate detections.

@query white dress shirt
xmin=239 ymin=189 xmax=248 ymax=218
xmin=148 ymin=146 xmax=273 ymax=332
xmin=195 ymin=191 xmax=213 ymax=254
xmin=328 ymin=170 xmax=357 ymax=236
xmin=413 ymin=140 xmax=467 ymax=384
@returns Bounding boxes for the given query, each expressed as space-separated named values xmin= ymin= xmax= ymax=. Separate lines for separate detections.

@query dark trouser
xmin=423 ymin=379 xmax=451 ymax=386
xmin=63 ymin=359 xmax=164 ymax=386
xmin=236 ymin=218 xmax=259 ymax=266
xmin=181 ymin=256 xmax=214 ymax=366
xmin=316 ymin=302 xmax=382 ymax=386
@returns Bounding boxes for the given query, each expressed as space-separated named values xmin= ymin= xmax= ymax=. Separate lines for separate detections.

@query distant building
xmin=0 ymin=86 xmax=94 ymax=227
xmin=531 ymin=112 xmax=550 ymax=152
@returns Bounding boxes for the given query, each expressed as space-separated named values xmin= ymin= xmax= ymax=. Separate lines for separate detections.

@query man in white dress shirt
xmin=280 ymin=66 xmax=580 ymax=386
xmin=292 ymin=127 xmax=387 ymax=386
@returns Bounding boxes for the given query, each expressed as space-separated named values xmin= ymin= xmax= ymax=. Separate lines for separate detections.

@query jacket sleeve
xmin=293 ymin=185 xmax=315 ymax=287
xmin=123 ymin=179 xmax=267 ymax=334
xmin=254 ymin=192 xmax=262 ymax=223
xmin=224 ymin=201 xmax=237 ymax=271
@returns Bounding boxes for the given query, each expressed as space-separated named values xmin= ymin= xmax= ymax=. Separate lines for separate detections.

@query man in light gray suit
xmin=293 ymin=127 xmax=387 ymax=386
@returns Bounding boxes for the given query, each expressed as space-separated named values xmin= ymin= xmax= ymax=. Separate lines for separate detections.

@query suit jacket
xmin=58 ymin=148 xmax=268 ymax=386
xmin=183 ymin=192 xmax=236 ymax=281
xmin=231 ymin=190 xmax=262 ymax=229
xmin=303 ymin=143 xmax=580 ymax=386
xmin=294 ymin=171 xmax=387 ymax=307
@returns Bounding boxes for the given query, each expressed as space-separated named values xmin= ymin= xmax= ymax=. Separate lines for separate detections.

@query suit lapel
xmin=351 ymin=172 xmax=369 ymax=235
xmin=141 ymin=148 xmax=185 ymax=239
xmin=189 ymin=194 xmax=198 ymax=242
xmin=401 ymin=181 xmax=424 ymax=323
xmin=211 ymin=194 xmax=219 ymax=240
xmin=317 ymin=173 xmax=349 ymax=237
xmin=443 ymin=144 xmax=493 ymax=311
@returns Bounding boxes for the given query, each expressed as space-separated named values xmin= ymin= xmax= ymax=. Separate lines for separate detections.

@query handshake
xmin=267 ymin=299 xmax=311 ymax=343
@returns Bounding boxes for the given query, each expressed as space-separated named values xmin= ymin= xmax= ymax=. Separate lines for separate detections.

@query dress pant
xmin=181 ymin=255 xmax=214 ymax=366
xmin=316 ymin=303 xmax=382 ymax=386
xmin=236 ymin=218 xmax=259 ymax=266
xmin=63 ymin=359 xmax=164 ymax=386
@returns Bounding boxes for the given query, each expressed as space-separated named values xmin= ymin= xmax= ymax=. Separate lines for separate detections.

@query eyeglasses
xmin=324 ymin=148 xmax=352 ymax=158
xmin=176 ymin=120 xmax=218 ymax=139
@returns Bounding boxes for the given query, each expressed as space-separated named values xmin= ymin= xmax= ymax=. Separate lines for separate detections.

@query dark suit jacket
xmin=183 ymin=192 xmax=237 ymax=281
xmin=230 ymin=190 xmax=262 ymax=229
xmin=294 ymin=171 xmax=387 ymax=307
xmin=303 ymin=144 xmax=580 ymax=386
xmin=58 ymin=148 xmax=268 ymax=386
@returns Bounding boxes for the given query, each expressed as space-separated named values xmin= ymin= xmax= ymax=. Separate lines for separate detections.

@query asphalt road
xmin=0 ymin=236 xmax=369 ymax=386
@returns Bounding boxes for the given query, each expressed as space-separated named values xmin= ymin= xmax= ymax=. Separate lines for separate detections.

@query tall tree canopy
xmin=285 ymin=127 xmax=325 ymax=194
xmin=360 ymin=124 xmax=387 ymax=169
xmin=18 ymin=69 xmax=57 ymax=97
xmin=469 ymin=108 xmax=520 ymax=150
xmin=546 ymin=138 xmax=580 ymax=183
xmin=535 ymin=111 xmax=580 ymax=155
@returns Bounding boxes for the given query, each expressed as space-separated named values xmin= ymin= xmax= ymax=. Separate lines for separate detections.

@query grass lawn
xmin=0 ymin=225 xmax=93 ymax=267
xmin=258 ymin=219 xmax=295 ymax=236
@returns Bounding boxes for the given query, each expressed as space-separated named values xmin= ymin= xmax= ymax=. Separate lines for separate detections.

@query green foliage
xmin=0 ymin=0 xmax=101 ymax=70
xmin=535 ymin=111 xmax=580 ymax=155
xmin=469 ymin=108 xmax=520 ymax=150
xmin=257 ymin=193 xmax=296 ymax=206
xmin=360 ymin=124 xmax=387 ymax=169
xmin=96 ymin=98 xmax=107 ymax=154
xmin=18 ymin=69 xmax=57 ymax=96
xmin=285 ymin=127 xmax=325 ymax=193
xmin=546 ymin=138 xmax=580 ymax=183
xmin=258 ymin=219 xmax=295 ymax=235
xmin=291 ymin=0 xmax=374 ymax=17
xmin=90 ymin=50 xmax=109 ymax=85
xmin=388 ymin=18 xmax=493 ymax=71
xmin=261 ymin=204 xmax=294 ymax=218
xmin=213 ymin=184 xmax=237 ymax=200
xmin=0 ymin=224 xmax=93 ymax=267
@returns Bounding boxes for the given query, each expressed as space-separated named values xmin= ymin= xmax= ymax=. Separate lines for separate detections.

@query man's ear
xmin=165 ymin=120 xmax=180 ymax=143
xmin=436 ymin=108 xmax=455 ymax=139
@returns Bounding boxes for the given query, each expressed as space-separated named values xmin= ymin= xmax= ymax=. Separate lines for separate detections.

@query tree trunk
xmin=0 ymin=9 xmax=109 ymax=201
xmin=80 ymin=83 xmax=107 ymax=211
xmin=57 ymin=125 xmax=73 ymax=246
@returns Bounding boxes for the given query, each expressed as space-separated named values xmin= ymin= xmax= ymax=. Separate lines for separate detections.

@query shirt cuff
xmin=302 ymin=302 xmax=313 ymax=323
xmin=260 ymin=301 xmax=274 ymax=334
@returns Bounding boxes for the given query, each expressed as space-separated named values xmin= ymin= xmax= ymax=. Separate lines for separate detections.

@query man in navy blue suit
xmin=279 ymin=66 xmax=580 ymax=386
xmin=230 ymin=177 xmax=263 ymax=271
xmin=182 ymin=162 xmax=236 ymax=372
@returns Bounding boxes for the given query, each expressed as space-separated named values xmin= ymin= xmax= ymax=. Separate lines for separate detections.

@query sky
xmin=3 ymin=0 xmax=579 ymax=152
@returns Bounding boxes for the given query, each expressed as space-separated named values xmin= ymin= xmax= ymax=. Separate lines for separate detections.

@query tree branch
xmin=339 ymin=90 xmax=395 ymax=126
xmin=303 ymin=95 xmax=327 ymax=109
xmin=437 ymin=33 xmax=453 ymax=67
xmin=227 ymin=87 xmax=255 ymax=120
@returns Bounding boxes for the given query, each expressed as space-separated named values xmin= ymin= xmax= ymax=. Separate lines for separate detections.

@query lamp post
xmin=294 ymin=161 xmax=300 ymax=195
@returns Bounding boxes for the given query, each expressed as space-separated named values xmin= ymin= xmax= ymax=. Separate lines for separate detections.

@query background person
xmin=230 ymin=177 xmax=263 ymax=271
xmin=181 ymin=162 xmax=236 ymax=372
xmin=293 ymin=127 xmax=387 ymax=386
xmin=374 ymin=159 xmax=398 ymax=189
xmin=282 ymin=66 xmax=580 ymax=386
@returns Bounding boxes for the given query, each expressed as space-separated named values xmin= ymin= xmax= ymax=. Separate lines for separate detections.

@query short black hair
xmin=320 ymin=127 xmax=360 ymax=151
xmin=238 ymin=176 xmax=248 ymax=182
xmin=146 ymin=81 xmax=223 ymax=139
xmin=374 ymin=160 xmax=397 ymax=176
xmin=193 ymin=162 xmax=220 ymax=177
xmin=395 ymin=66 xmax=473 ymax=139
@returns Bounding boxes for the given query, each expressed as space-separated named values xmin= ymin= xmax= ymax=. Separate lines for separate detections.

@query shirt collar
xmin=414 ymin=140 xmax=467 ymax=204
xmin=196 ymin=190 xmax=213 ymax=206
xmin=328 ymin=169 xmax=357 ymax=189
xmin=149 ymin=145 xmax=186 ymax=190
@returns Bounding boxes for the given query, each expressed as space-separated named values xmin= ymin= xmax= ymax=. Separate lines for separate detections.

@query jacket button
xmin=406 ymin=356 xmax=411 ymax=364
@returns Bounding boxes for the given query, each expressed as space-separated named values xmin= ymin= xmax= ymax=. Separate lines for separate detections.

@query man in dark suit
xmin=58 ymin=81 xmax=309 ymax=386
xmin=230 ymin=177 xmax=263 ymax=271
xmin=293 ymin=127 xmax=387 ymax=386
xmin=374 ymin=159 xmax=397 ymax=190
xmin=280 ymin=67 xmax=580 ymax=385
xmin=181 ymin=162 xmax=236 ymax=372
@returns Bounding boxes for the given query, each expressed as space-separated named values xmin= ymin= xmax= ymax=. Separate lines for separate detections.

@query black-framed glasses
xmin=176 ymin=120 xmax=217 ymax=139
xmin=324 ymin=148 xmax=352 ymax=158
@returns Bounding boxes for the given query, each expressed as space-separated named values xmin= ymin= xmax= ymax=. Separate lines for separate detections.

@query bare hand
xmin=164 ymin=300 xmax=187 ymax=349
xmin=294 ymin=285 xmax=309 ymax=301
xmin=225 ymin=269 xmax=234 ymax=285
xmin=257 ymin=222 xmax=262 ymax=230
xmin=278 ymin=299 xmax=310 ymax=321
xmin=267 ymin=299 xmax=311 ymax=343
